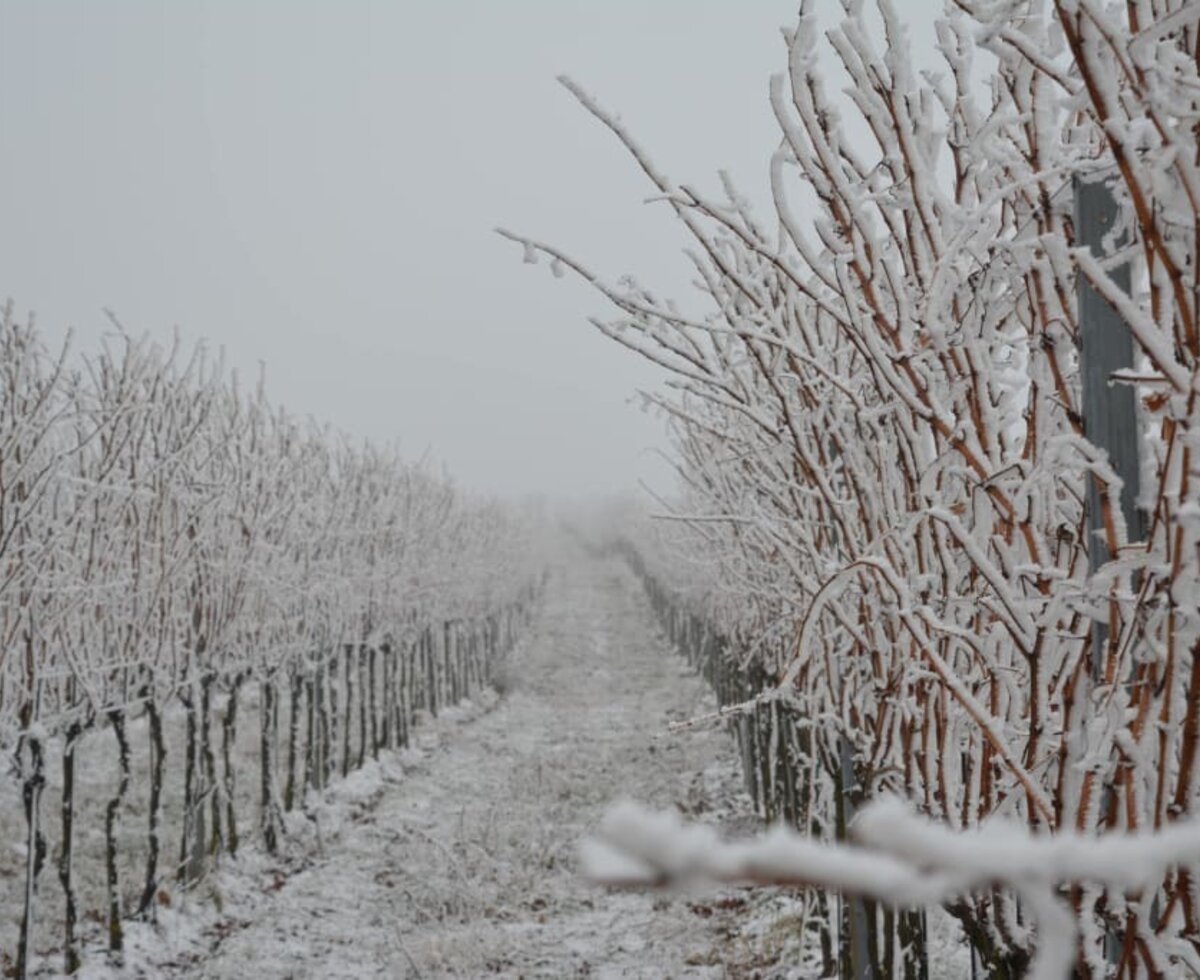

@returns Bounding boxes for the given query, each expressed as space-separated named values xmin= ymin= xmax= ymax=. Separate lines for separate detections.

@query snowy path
xmin=158 ymin=549 xmax=756 ymax=979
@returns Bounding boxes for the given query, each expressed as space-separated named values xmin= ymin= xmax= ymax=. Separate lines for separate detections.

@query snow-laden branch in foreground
xmin=580 ymin=798 xmax=1200 ymax=980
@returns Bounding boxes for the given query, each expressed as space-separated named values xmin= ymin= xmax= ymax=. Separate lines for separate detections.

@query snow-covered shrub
xmin=0 ymin=308 xmax=542 ymax=976
xmin=507 ymin=1 xmax=1200 ymax=974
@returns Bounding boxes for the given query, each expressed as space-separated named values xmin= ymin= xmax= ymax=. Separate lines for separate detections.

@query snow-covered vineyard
xmin=0 ymin=314 xmax=542 ymax=975
xmin=6 ymin=0 xmax=1200 ymax=977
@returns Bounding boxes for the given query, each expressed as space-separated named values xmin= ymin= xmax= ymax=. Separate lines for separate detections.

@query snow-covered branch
xmin=583 ymin=798 xmax=1200 ymax=980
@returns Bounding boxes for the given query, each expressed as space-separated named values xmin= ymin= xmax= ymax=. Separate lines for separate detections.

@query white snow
xmin=87 ymin=549 xmax=810 ymax=978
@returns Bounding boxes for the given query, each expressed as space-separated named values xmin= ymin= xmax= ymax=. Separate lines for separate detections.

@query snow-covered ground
xmin=91 ymin=547 xmax=805 ymax=978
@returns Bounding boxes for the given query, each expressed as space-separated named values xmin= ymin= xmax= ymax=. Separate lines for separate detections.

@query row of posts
xmin=13 ymin=596 xmax=538 ymax=979
xmin=616 ymin=541 xmax=927 ymax=979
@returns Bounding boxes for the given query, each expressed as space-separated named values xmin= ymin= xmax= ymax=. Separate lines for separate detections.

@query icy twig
xmin=582 ymin=798 xmax=1200 ymax=980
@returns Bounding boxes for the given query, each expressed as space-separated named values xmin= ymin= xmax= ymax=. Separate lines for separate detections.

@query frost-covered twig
xmin=582 ymin=798 xmax=1200 ymax=979
xmin=509 ymin=0 xmax=1200 ymax=972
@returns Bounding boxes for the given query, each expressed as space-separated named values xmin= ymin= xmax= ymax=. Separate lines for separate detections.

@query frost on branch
xmin=583 ymin=799 xmax=1200 ymax=980
xmin=0 ymin=304 xmax=545 ymax=973
xmin=507 ymin=0 xmax=1200 ymax=974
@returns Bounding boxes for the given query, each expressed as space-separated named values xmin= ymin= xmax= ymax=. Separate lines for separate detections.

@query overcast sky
xmin=0 ymin=1 xmax=941 ymax=501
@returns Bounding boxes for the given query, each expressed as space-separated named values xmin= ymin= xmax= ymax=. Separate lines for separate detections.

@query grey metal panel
xmin=1074 ymin=177 xmax=1145 ymax=684
xmin=1074 ymin=176 xmax=1144 ymax=564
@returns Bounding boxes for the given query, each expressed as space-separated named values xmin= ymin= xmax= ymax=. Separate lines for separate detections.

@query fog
xmin=0 ymin=0 xmax=939 ymax=499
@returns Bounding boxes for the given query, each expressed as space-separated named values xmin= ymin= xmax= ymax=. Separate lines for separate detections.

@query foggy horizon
xmin=1 ymin=1 xmax=952 ymax=502
xmin=1 ymin=0 xmax=820 ymax=501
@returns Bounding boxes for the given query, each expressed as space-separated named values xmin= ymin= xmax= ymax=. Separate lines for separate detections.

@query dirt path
xmin=165 ymin=548 xmax=756 ymax=979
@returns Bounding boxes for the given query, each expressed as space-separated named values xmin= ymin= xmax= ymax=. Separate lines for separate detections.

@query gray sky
xmin=0 ymin=1 xmax=940 ymax=500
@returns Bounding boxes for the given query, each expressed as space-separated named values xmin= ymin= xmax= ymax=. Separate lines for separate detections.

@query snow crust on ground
xmin=86 ymin=549 xmax=787 ymax=977
xmin=45 ymin=546 xmax=971 ymax=977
